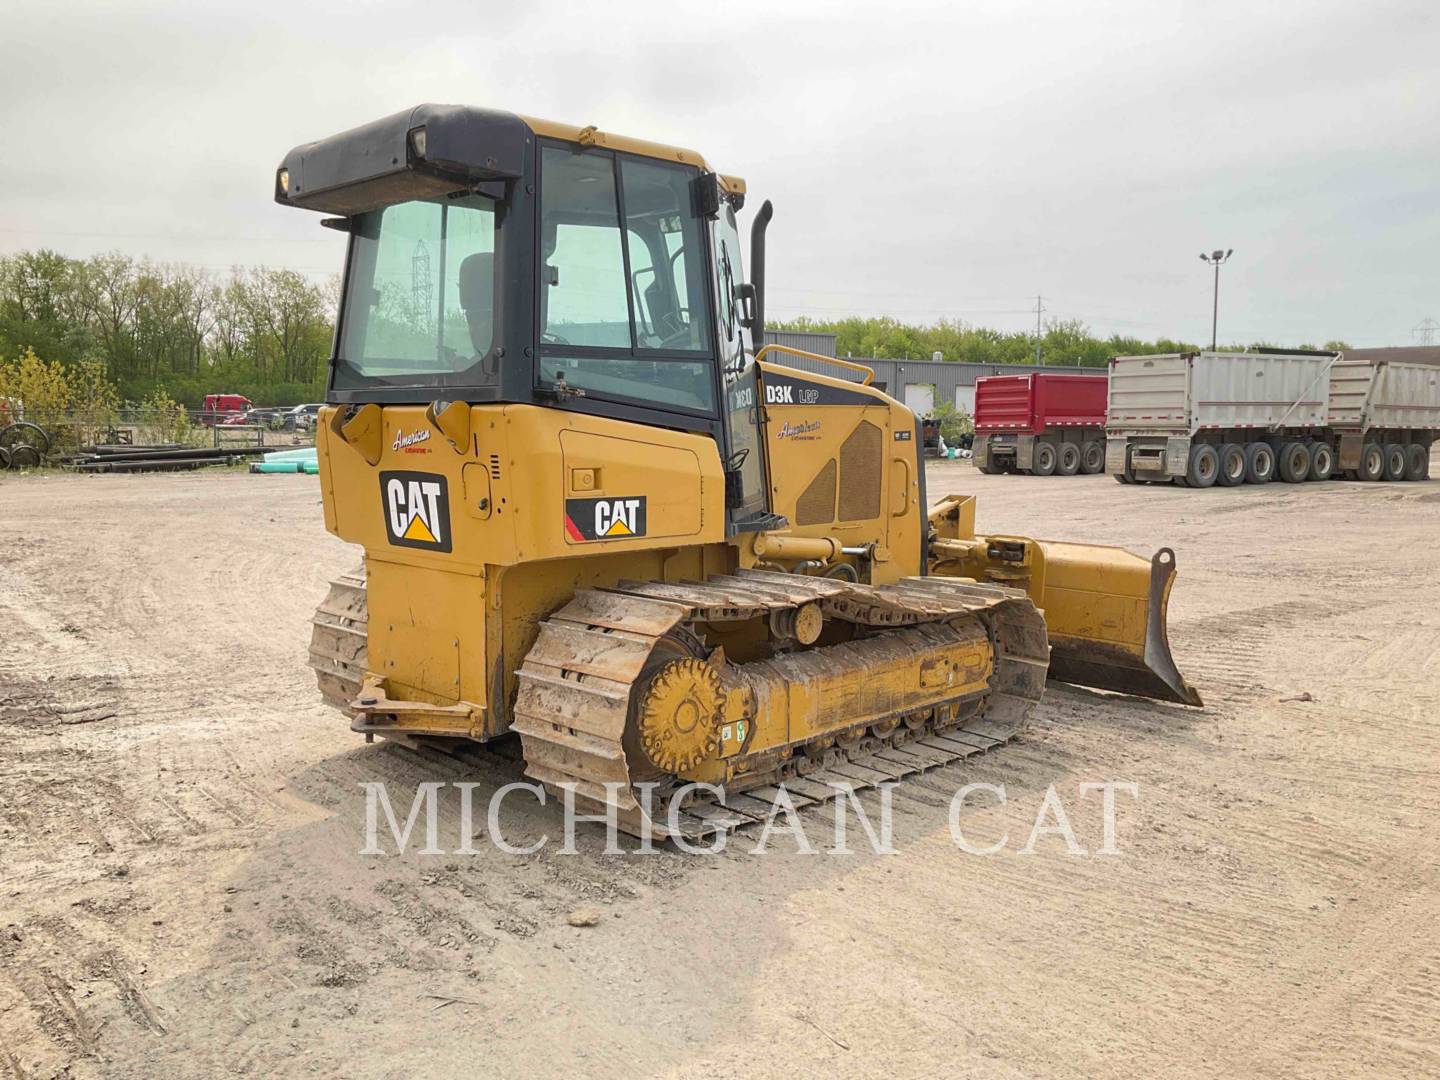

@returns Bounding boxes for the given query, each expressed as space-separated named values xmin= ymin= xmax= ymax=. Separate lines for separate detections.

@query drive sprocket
xmin=636 ymin=657 xmax=725 ymax=773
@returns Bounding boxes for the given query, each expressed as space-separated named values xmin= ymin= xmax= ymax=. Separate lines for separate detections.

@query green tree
xmin=0 ymin=347 xmax=71 ymax=430
xmin=932 ymin=400 xmax=972 ymax=444
xmin=69 ymin=358 xmax=121 ymax=446
xmin=135 ymin=386 xmax=193 ymax=445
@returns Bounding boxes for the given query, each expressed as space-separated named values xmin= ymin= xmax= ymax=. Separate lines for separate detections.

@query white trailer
xmin=1327 ymin=360 xmax=1440 ymax=481
xmin=1105 ymin=351 xmax=1438 ymax=487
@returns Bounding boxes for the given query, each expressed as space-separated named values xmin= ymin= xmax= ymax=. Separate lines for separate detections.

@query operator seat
xmin=457 ymin=252 xmax=495 ymax=374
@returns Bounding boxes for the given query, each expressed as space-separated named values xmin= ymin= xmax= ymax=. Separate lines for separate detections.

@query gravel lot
xmin=2 ymin=461 xmax=1437 ymax=1078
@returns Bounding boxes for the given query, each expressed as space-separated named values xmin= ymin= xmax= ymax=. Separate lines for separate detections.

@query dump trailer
xmin=1107 ymin=350 xmax=1438 ymax=487
xmin=973 ymin=372 xmax=1108 ymax=476
xmin=1326 ymin=360 xmax=1439 ymax=481
xmin=277 ymin=104 xmax=1200 ymax=842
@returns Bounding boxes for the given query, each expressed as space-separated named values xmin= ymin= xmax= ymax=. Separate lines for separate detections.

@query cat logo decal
xmin=380 ymin=471 xmax=452 ymax=552
xmin=564 ymin=496 xmax=648 ymax=542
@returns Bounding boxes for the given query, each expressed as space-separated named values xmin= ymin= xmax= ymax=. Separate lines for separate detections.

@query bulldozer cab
xmin=280 ymin=105 xmax=771 ymax=533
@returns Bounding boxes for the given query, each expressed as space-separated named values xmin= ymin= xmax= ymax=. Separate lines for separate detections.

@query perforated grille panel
xmin=795 ymin=459 xmax=837 ymax=525
xmin=838 ymin=421 xmax=883 ymax=521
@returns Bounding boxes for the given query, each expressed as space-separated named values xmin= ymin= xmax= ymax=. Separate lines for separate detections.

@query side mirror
xmin=736 ymin=283 xmax=756 ymax=329
xmin=693 ymin=172 xmax=722 ymax=219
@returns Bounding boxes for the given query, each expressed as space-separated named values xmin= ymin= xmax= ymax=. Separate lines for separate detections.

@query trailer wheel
xmin=1185 ymin=444 xmax=1219 ymax=488
xmin=0 ymin=422 xmax=50 ymax=453
xmin=1277 ymin=441 xmax=1311 ymax=483
xmin=1382 ymin=443 xmax=1407 ymax=481
xmin=1243 ymin=442 xmax=1275 ymax=484
xmin=1216 ymin=443 xmax=1246 ymax=486
xmin=1307 ymin=442 xmax=1335 ymax=482
xmin=1080 ymin=440 xmax=1104 ymax=474
xmin=1057 ymin=443 xmax=1081 ymax=476
xmin=1358 ymin=443 xmax=1385 ymax=481
xmin=9 ymin=444 xmax=41 ymax=468
xmin=0 ymin=446 xmax=10 ymax=469
xmin=1032 ymin=442 xmax=1057 ymax=476
xmin=1404 ymin=443 xmax=1429 ymax=482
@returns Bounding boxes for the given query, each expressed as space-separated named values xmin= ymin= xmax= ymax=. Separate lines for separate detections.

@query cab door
xmin=712 ymin=204 xmax=770 ymax=527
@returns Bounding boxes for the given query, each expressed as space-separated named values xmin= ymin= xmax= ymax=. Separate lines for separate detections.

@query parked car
xmin=246 ymin=407 xmax=286 ymax=427
xmin=282 ymin=404 xmax=324 ymax=431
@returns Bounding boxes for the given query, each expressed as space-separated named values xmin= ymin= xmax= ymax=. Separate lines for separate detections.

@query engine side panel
xmin=755 ymin=362 xmax=924 ymax=581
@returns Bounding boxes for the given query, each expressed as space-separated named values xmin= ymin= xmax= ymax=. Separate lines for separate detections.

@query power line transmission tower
xmin=412 ymin=239 xmax=433 ymax=329
xmin=1413 ymin=318 xmax=1439 ymax=346
xmin=1033 ymin=295 xmax=1045 ymax=364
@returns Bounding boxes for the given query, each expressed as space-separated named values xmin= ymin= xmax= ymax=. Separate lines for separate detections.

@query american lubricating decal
xmin=564 ymin=496 xmax=648 ymax=541
xmin=775 ymin=420 xmax=821 ymax=440
xmin=380 ymin=471 xmax=452 ymax=552
xmin=392 ymin=428 xmax=431 ymax=453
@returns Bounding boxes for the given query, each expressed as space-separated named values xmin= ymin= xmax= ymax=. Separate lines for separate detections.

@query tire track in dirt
xmin=0 ymin=910 xmax=174 ymax=1077
xmin=3 ymin=467 xmax=1437 ymax=1077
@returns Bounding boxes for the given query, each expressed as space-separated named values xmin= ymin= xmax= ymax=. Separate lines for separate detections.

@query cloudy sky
xmin=3 ymin=0 xmax=1437 ymax=347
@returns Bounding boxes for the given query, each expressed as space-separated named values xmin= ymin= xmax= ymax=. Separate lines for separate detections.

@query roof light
xmin=409 ymin=127 xmax=427 ymax=158
xmin=277 ymin=168 xmax=290 ymax=194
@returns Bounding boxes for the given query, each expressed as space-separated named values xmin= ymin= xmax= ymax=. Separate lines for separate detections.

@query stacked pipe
xmin=250 ymin=447 xmax=319 ymax=474
xmin=65 ymin=443 xmax=284 ymax=473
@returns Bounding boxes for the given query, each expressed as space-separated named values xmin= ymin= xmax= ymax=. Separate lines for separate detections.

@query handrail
xmin=753 ymin=344 xmax=875 ymax=386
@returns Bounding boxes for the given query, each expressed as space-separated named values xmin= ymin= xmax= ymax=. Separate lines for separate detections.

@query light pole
xmin=1199 ymin=248 xmax=1233 ymax=351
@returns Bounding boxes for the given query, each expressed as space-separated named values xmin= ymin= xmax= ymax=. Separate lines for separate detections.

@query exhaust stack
xmin=749 ymin=199 xmax=773 ymax=349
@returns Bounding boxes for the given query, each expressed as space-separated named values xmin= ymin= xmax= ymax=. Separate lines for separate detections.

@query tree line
xmin=771 ymin=315 xmax=1350 ymax=368
xmin=0 ymin=250 xmax=335 ymax=407
xmin=0 ymin=247 xmax=1354 ymax=411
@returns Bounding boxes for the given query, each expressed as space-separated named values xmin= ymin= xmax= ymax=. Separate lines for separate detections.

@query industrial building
xmin=764 ymin=330 xmax=1100 ymax=416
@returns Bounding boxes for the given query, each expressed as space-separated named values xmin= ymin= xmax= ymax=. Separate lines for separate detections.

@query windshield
xmin=337 ymin=195 xmax=499 ymax=389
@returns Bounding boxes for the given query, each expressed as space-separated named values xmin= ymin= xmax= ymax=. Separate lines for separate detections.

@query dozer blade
xmin=1032 ymin=542 xmax=1201 ymax=706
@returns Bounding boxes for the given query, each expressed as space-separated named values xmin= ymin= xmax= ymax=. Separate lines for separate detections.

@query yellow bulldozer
xmin=276 ymin=105 xmax=1200 ymax=840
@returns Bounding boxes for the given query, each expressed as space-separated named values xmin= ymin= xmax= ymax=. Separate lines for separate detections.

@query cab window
xmin=339 ymin=196 xmax=497 ymax=385
xmin=538 ymin=145 xmax=716 ymax=413
xmin=620 ymin=157 xmax=710 ymax=351
xmin=539 ymin=150 xmax=631 ymax=347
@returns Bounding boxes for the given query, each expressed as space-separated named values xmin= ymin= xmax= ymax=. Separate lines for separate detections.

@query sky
xmin=2 ymin=0 xmax=1437 ymax=347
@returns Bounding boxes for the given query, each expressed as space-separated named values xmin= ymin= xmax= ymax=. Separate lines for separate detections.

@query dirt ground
xmin=2 ymin=461 xmax=1438 ymax=1079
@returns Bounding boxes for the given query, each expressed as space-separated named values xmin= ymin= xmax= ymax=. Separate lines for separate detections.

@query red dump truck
xmin=973 ymin=372 xmax=1109 ymax=475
